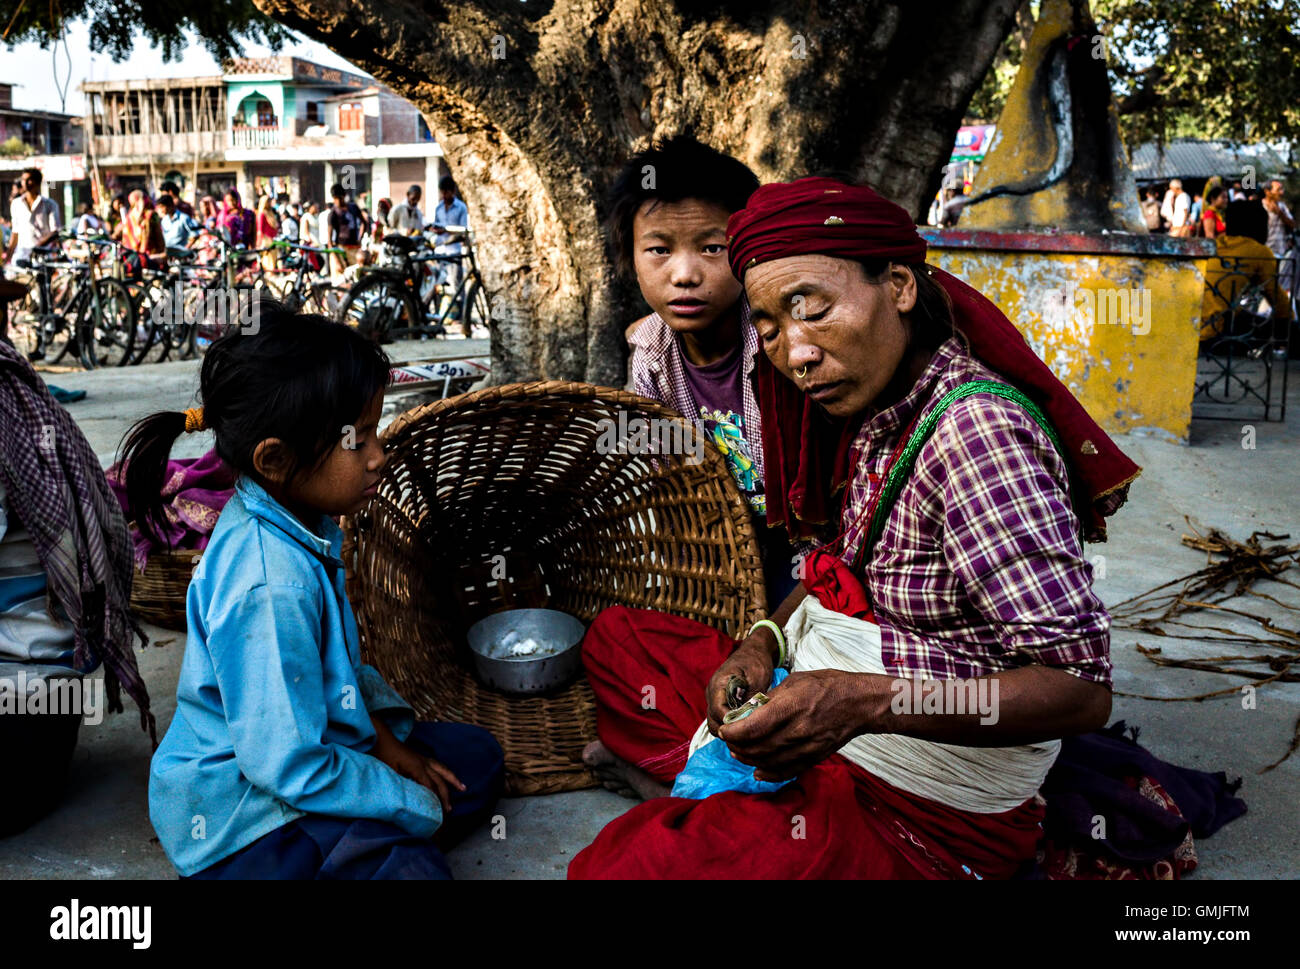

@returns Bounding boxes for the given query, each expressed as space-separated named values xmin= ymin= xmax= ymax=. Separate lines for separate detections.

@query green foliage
xmin=1096 ymin=0 xmax=1300 ymax=147
xmin=967 ymin=0 xmax=1038 ymax=124
xmin=0 ymin=135 xmax=33 ymax=157
xmin=966 ymin=31 xmax=1023 ymax=123
xmin=0 ymin=0 xmax=289 ymax=62
xmin=970 ymin=0 xmax=1300 ymax=148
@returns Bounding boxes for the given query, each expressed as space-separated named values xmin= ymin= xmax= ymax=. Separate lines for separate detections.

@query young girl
xmin=124 ymin=304 xmax=503 ymax=879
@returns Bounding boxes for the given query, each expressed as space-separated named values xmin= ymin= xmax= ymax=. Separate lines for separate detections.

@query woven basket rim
xmin=380 ymin=380 xmax=711 ymax=446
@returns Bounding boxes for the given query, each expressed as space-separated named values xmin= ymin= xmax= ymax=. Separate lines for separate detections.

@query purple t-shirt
xmin=681 ymin=344 xmax=765 ymax=515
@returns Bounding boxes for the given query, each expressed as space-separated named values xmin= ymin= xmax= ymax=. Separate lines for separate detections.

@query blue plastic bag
xmin=669 ymin=668 xmax=794 ymax=799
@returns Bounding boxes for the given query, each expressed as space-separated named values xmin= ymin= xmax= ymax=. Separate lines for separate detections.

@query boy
xmin=607 ymin=136 xmax=793 ymax=601
xmin=326 ymin=184 xmax=366 ymax=278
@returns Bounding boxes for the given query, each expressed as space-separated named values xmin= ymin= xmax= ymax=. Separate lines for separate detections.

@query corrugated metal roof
xmin=1130 ymin=139 xmax=1293 ymax=181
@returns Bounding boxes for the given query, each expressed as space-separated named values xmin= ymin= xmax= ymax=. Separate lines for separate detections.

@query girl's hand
xmin=705 ymin=628 xmax=778 ymax=736
xmin=369 ymin=719 xmax=466 ymax=811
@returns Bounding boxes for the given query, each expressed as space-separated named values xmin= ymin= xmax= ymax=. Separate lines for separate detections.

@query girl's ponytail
xmin=117 ymin=410 xmax=189 ymax=549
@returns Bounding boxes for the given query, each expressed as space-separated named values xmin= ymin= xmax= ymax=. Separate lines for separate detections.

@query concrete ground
xmin=0 ymin=345 xmax=1296 ymax=879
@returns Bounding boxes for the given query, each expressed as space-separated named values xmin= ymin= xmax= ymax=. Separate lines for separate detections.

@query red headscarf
xmin=726 ymin=176 xmax=1140 ymax=543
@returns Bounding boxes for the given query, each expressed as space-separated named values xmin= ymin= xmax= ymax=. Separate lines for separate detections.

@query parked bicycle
xmin=339 ymin=225 xmax=490 ymax=341
xmin=265 ymin=240 xmax=350 ymax=318
xmin=14 ymin=234 xmax=136 ymax=369
xmin=127 ymin=238 xmax=277 ymax=362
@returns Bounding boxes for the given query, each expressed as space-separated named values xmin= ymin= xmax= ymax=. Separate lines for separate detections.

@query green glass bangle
xmin=748 ymin=619 xmax=788 ymax=669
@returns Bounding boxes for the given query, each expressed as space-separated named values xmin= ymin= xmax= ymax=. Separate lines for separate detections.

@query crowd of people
xmin=0 ymin=167 xmax=471 ymax=288
xmin=1140 ymin=176 xmax=1295 ymax=257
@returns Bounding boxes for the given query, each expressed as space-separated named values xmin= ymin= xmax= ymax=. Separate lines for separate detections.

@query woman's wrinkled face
xmin=745 ymin=255 xmax=917 ymax=418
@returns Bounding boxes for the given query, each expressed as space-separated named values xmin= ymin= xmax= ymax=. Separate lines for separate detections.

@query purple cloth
xmin=682 ymin=343 xmax=745 ymax=423
xmin=1041 ymin=720 xmax=1246 ymax=864
xmin=680 ymin=342 xmax=766 ymax=515
xmin=107 ymin=448 xmax=235 ymax=570
xmin=218 ymin=194 xmax=254 ymax=248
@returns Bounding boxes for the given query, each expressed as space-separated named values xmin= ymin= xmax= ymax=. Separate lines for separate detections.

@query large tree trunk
xmin=254 ymin=0 xmax=1023 ymax=385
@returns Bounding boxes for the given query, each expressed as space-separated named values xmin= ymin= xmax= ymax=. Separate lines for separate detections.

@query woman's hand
xmin=705 ymin=627 xmax=779 ymax=736
xmin=369 ymin=718 xmax=466 ymax=811
xmin=718 ymin=669 xmax=890 ymax=783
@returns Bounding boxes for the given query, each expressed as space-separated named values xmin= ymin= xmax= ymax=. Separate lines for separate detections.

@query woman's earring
xmin=794 ymin=365 xmax=808 ymax=379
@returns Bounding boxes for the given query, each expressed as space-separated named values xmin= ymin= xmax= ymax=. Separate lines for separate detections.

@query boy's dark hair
xmin=606 ymin=135 xmax=760 ymax=277
xmin=21 ymin=167 xmax=42 ymax=188
xmin=331 ymin=183 xmax=345 ymax=200
xmin=1225 ymin=200 xmax=1268 ymax=244
xmin=438 ymin=176 xmax=456 ymax=193
xmin=157 ymin=193 xmax=174 ymax=210
xmin=118 ymin=299 xmax=391 ymax=548
xmin=160 ymin=180 xmax=180 ymax=194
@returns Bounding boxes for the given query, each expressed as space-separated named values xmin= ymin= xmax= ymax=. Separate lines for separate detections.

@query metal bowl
xmin=466 ymin=608 xmax=587 ymax=695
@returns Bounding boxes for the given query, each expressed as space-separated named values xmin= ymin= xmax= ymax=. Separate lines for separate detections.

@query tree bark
xmin=252 ymin=0 xmax=1022 ymax=385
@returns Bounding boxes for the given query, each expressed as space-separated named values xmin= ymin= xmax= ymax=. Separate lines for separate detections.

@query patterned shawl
xmin=0 ymin=341 xmax=153 ymax=738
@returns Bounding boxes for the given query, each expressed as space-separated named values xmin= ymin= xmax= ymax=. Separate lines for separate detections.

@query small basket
xmin=130 ymin=545 xmax=198 ymax=631
xmin=342 ymin=381 xmax=767 ymax=796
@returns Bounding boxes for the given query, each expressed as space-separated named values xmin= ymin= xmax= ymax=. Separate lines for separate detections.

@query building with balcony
xmin=77 ymin=57 xmax=444 ymax=214
xmin=81 ymin=76 xmax=234 ymax=202
xmin=0 ymin=83 xmax=87 ymax=222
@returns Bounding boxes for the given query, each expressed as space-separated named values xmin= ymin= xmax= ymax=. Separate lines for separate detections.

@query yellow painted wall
xmin=928 ymin=248 xmax=1207 ymax=443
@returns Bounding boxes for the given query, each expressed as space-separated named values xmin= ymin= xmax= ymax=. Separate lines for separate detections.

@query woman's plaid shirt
xmin=834 ymin=337 xmax=1111 ymax=686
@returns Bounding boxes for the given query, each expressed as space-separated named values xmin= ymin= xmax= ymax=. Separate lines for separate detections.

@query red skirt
xmin=568 ymin=605 xmax=1045 ymax=880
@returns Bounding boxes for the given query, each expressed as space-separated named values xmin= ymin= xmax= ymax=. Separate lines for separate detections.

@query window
xmin=306 ymin=101 xmax=320 ymax=124
xmin=339 ymin=102 xmax=363 ymax=132
xmin=256 ymin=100 xmax=275 ymax=127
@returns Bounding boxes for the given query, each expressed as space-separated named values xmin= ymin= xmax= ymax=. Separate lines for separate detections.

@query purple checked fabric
xmin=835 ymin=337 xmax=1112 ymax=686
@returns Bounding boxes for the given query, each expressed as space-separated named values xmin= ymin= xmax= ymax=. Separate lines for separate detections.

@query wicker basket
xmin=130 ymin=545 xmax=198 ymax=631
xmin=342 ymin=381 xmax=768 ymax=796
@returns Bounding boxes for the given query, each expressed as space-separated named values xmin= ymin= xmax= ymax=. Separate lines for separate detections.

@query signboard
xmin=36 ymin=154 xmax=85 ymax=182
xmin=293 ymin=59 xmax=367 ymax=89
xmin=950 ymin=125 xmax=996 ymax=162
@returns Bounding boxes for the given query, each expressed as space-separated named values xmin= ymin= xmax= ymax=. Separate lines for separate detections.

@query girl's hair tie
xmin=183 ymin=407 xmax=207 ymax=433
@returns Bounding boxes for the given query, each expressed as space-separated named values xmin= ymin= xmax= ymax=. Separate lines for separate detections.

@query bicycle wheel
xmin=30 ymin=311 xmax=75 ymax=365
xmin=340 ymin=275 xmax=421 ymax=341
xmin=39 ymin=283 xmax=79 ymax=366
xmin=132 ymin=280 xmax=173 ymax=365
xmin=80 ymin=278 xmax=137 ymax=369
xmin=462 ymin=278 xmax=491 ymax=331
xmin=305 ymin=281 xmax=349 ymax=320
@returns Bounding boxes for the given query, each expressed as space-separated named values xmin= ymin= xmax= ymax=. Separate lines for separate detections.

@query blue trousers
xmin=186 ymin=722 xmax=504 ymax=880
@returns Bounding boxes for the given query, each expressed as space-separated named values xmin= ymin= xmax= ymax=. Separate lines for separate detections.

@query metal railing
xmin=228 ymin=125 xmax=282 ymax=149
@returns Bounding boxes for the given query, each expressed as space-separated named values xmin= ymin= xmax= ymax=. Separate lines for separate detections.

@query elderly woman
xmin=571 ymin=177 xmax=1143 ymax=880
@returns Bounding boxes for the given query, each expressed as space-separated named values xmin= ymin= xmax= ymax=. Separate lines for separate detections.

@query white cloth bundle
xmin=690 ymin=596 xmax=1059 ymax=814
